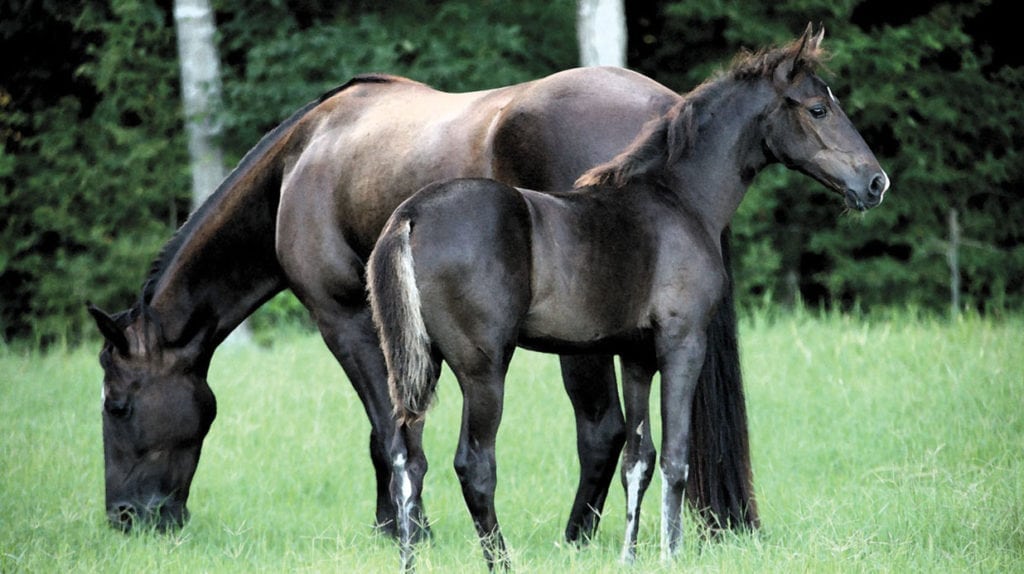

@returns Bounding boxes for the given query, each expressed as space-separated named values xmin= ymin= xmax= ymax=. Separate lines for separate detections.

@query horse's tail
xmin=367 ymin=217 xmax=438 ymax=424
xmin=686 ymin=229 xmax=761 ymax=533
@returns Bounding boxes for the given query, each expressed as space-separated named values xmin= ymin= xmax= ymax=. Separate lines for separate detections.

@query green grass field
xmin=2 ymin=311 xmax=1022 ymax=572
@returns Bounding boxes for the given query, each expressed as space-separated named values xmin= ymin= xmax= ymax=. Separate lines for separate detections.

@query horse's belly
xmin=519 ymin=296 xmax=649 ymax=353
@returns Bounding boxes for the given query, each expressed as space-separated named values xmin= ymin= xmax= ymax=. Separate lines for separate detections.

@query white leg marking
xmin=393 ymin=454 xmax=413 ymax=508
xmin=620 ymin=459 xmax=648 ymax=562
xmin=659 ymin=464 xmax=689 ymax=561
xmin=660 ymin=469 xmax=671 ymax=561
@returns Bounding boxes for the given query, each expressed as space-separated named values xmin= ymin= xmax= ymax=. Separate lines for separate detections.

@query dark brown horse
xmin=368 ymin=27 xmax=888 ymax=570
xmin=87 ymin=50 xmax=759 ymax=537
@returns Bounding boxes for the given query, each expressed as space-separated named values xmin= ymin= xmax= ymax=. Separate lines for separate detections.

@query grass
xmin=2 ymin=310 xmax=1022 ymax=572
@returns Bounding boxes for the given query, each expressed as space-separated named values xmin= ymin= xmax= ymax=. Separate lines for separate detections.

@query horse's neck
xmin=672 ymin=82 xmax=772 ymax=237
xmin=146 ymin=162 xmax=286 ymax=352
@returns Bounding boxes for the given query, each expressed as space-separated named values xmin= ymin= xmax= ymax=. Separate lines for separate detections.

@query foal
xmin=368 ymin=26 xmax=888 ymax=570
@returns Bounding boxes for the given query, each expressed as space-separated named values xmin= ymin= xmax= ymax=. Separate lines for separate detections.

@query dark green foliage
xmin=1 ymin=0 xmax=191 ymax=344
xmin=2 ymin=0 xmax=1021 ymax=344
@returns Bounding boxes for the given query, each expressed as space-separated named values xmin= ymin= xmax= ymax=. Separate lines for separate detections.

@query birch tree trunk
xmin=576 ymin=0 xmax=627 ymax=67
xmin=173 ymin=0 xmax=225 ymax=210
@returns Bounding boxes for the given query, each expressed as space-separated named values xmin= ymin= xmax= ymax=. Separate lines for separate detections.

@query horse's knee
xmin=580 ymin=412 xmax=627 ymax=463
xmin=660 ymin=456 xmax=690 ymax=490
xmin=602 ymin=411 xmax=628 ymax=450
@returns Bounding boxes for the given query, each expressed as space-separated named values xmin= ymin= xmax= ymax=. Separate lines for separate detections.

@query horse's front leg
xmin=558 ymin=353 xmax=626 ymax=544
xmin=656 ymin=325 xmax=709 ymax=560
xmin=618 ymin=355 xmax=657 ymax=563
xmin=307 ymin=302 xmax=422 ymax=537
xmin=277 ymin=191 xmax=414 ymax=539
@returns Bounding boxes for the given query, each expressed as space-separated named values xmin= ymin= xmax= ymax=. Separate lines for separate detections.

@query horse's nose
xmin=108 ymin=502 xmax=137 ymax=531
xmin=866 ymin=171 xmax=889 ymax=206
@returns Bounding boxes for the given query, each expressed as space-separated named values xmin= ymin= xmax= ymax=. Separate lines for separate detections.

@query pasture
xmin=2 ymin=310 xmax=1021 ymax=572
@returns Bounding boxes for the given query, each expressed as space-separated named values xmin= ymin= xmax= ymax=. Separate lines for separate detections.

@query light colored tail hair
xmin=367 ymin=218 xmax=437 ymax=423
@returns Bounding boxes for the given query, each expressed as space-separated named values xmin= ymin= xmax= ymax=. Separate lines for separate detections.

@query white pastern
xmin=660 ymin=473 xmax=671 ymax=561
xmin=393 ymin=454 xmax=414 ymax=514
xmin=659 ymin=464 xmax=689 ymax=561
xmin=620 ymin=458 xmax=648 ymax=562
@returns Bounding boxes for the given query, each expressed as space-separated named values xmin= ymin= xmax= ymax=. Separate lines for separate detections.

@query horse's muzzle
xmin=107 ymin=500 xmax=189 ymax=533
xmin=845 ymin=171 xmax=889 ymax=212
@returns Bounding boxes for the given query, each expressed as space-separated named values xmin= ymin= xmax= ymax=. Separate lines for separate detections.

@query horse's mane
xmin=575 ymin=31 xmax=828 ymax=189
xmin=137 ymin=75 xmax=403 ymax=307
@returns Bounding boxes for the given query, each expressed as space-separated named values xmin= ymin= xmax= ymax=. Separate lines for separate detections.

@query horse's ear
xmin=788 ymin=23 xmax=825 ymax=81
xmin=87 ymin=302 xmax=130 ymax=355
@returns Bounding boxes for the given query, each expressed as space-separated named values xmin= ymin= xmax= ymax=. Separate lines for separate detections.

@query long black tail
xmin=686 ymin=229 xmax=760 ymax=532
xmin=366 ymin=218 xmax=438 ymax=424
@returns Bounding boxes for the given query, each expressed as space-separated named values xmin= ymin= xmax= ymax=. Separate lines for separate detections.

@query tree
xmin=577 ymin=0 xmax=627 ymax=67
xmin=173 ymin=0 xmax=225 ymax=209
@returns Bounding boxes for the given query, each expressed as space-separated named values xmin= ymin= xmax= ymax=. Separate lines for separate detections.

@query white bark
xmin=173 ymin=0 xmax=225 ymax=209
xmin=576 ymin=0 xmax=627 ymax=67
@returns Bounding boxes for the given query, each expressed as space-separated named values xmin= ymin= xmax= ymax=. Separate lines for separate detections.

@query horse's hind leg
xmin=450 ymin=360 xmax=514 ymax=571
xmin=559 ymin=354 xmax=626 ymax=544
xmin=618 ymin=355 xmax=657 ymax=563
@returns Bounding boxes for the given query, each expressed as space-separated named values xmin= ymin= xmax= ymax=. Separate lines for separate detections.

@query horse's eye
xmin=809 ymin=104 xmax=827 ymax=119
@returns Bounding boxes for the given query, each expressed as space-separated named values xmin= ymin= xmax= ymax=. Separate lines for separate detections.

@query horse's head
xmin=762 ymin=25 xmax=889 ymax=211
xmin=87 ymin=303 xmax=216 ymax=532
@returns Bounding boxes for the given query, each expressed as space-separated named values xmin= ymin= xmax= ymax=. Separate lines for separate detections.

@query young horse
xmin=87 ymin=66 xmax=758 ymax=537
xmin=368 ymin=27 xmax=888 ymax=569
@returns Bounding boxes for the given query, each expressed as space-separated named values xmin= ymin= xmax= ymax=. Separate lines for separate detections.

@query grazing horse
xmin=368 ymin=26 xmax=888 ymax=570
xmin=87 ymin=54 xmax=759 ymax=536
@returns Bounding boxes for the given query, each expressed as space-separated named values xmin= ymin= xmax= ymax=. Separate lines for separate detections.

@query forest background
xmin=2 ymin=0 xmax=1021 ymax=345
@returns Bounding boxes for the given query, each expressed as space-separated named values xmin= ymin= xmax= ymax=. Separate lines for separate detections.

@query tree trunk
xmin=576 ymin=0 xmax=627 ymax=67
xmin=173 ymin=0 xmax=225 ymax=210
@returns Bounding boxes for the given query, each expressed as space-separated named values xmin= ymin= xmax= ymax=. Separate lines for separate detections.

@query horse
xmin=86 ymin=51 xmax=760 ymax=538
xmin=367 ymin=26 xmax=888 ymax=570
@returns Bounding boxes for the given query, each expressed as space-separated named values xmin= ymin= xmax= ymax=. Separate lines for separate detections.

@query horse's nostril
xmin=869 ymin=173 xmax=887 ymax=197
xmin=111 ymin=503 xmax=137 ymax=528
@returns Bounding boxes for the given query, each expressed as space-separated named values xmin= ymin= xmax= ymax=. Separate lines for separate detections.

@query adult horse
xmin=368 ymin=26 xmax=887 ymax=570
xmin=87 ymin=55 xmax=757 ymax=537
